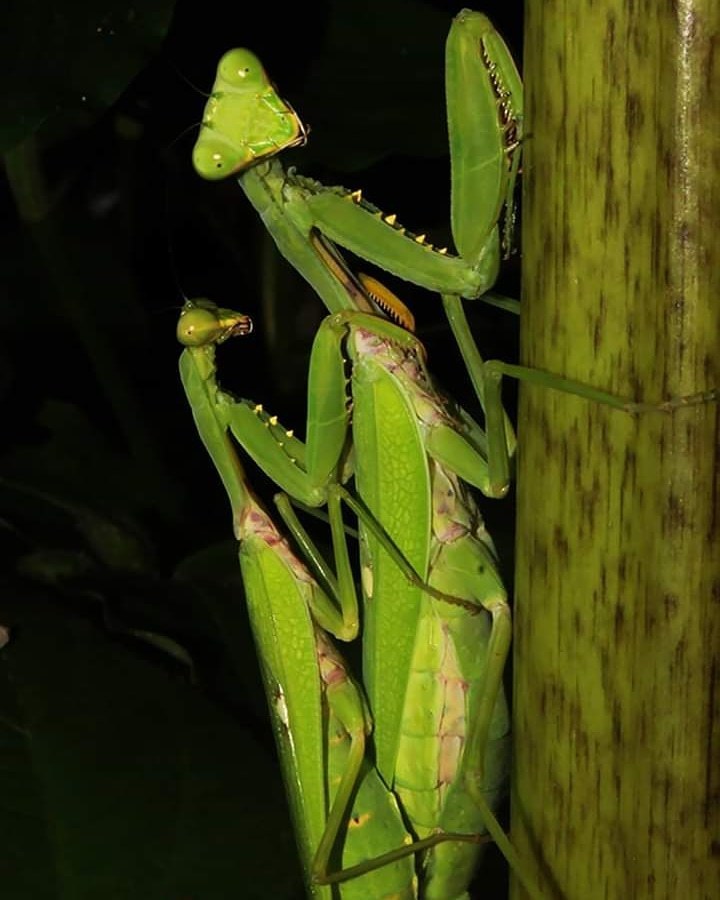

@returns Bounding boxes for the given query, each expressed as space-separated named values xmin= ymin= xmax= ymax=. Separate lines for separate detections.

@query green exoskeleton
xmin=179 ymin=301 xmax=411 ymax=899
xmin=177 ymin=285 xmax=545 ymax=898
xmin=191 ymin=9 xmax=523 ymax=496
xmin=177 ymin=300 xmax=492 ymax=899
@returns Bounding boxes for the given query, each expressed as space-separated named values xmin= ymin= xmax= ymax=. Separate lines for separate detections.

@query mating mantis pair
xmin=183 ymin=10 xmax=533 ymax=898
xmin=178 ymin=7 xmax=716 ymax=899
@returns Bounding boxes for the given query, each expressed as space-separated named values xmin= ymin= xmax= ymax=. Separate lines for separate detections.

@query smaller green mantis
xmin=177 ymin=299 xmax=491 ymax=899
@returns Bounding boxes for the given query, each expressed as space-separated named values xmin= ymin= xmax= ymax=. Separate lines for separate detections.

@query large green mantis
xmin=191 ymin=8 xmax=716 ymax=496
xmin=177 ymin=299 xmax=497 ymax=899
xmin=191 ymin=9 xmax=522 ymax=496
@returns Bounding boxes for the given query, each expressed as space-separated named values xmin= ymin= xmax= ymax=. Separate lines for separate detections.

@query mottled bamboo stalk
xmin=511 ymin=2 xmax=720 ymax=898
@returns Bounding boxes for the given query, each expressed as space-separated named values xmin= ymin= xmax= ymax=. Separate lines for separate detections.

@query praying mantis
xmin=179 ymin=300 xmax=413 ymax=899
xmin=177 ymin=299 xmax=501 ymax=898
xmin=191 ymin=9 xmax=522 ymax=495
xmin=191 ymin=8 xmax=715 ymax=491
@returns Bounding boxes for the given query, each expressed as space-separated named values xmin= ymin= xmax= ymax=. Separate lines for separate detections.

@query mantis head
xmin=192 ymin=48 xmax=307 ymax=181
xmin=177 ymin=299 xmax=253 ymax=348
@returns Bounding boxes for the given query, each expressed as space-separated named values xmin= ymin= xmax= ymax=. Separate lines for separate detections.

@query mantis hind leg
xmin=443 ymin=293 xmax=718 ymax=499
